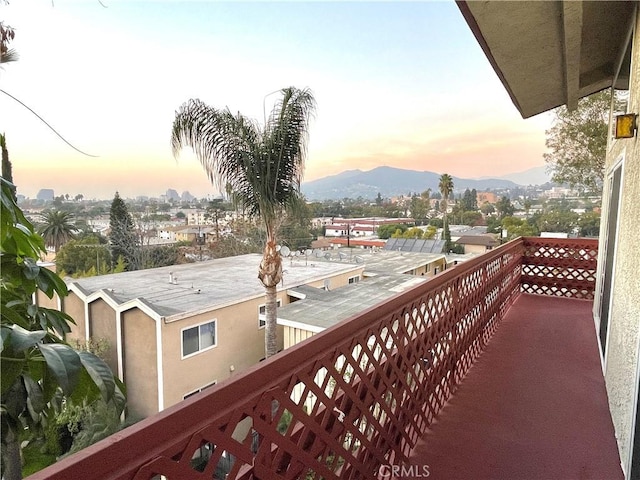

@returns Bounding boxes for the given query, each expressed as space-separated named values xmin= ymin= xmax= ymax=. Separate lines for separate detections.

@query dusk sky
xmin=1 ymin=1 xmax=553 ymax=200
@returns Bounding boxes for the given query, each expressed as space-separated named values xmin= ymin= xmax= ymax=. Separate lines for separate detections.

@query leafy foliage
xmin=109 ymin=192 xmax=137 ymax=270
xmin=461 ymin=188 xmax=478 ymax=211
xmin=544 ymin=90 xmax=623 ymax=193
xmin=578 ymin=210 xmax=600 ymax=237
xmin=36 ymin=210 xmax=76 ymax=253
xmin=536 ymin=209 xmax=579 ymax=234
xmin=56 ymin=236 xmax=110 ymax=277
xmin=1 ymin=133 xmax=15 ymax=202
xmin=501 ymin=216 xmax=539 ymax=240
xmin=1 ymin=177 xmax=125 ymax=479
xmin=495 ymin=196 xmax=515 ymax=219
xmin=378 ymin=223 xmax=408 ymax=239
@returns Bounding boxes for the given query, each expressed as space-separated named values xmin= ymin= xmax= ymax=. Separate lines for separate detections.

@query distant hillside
xmin=476 ymin=166 xmax=551 ymax=186
xmin=302 ymin=166 xmax=518 ymax=200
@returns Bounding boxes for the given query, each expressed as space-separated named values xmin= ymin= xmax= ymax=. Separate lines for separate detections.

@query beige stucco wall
xmin=601 ymin=9 xmax=640 ymax=475
xmin=305 ymin=267 xmax=364 ymax=291
xmin=122 ymin=308 xmax=158 ymax=420
xmin=88 ymin=299 xmax=118 ymax=375
xmin=58 ymin=267 xmax=365 ymax=417
xmin=35 ymin=289 xmax=59 ymax=310
xmin=159 ymin=269 xmax=362 ymax=409
xmin=463 ymin=244 xmax=488 ymax=255
xmin=160 ymin=293 xmax=288 ymax=409
xmin=284 ymin=326 xmax=315 ymax=349
xmin=64 ymin=291 xmax=86 ymax=343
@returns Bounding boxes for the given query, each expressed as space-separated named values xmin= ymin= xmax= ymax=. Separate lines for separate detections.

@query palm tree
xmin=171 ymin=87 xmax=315 ymax=358
xmin=439 ymin=173 xmax=454 ymax=250
xmin=37 ymin=210 xmax=76 ymax=253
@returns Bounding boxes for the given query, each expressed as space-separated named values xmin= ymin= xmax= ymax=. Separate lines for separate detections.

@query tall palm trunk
xmin=258 ymin=235 xmax=282 ymax=358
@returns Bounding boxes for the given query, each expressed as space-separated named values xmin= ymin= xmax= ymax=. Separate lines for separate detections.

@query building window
xmin=258 ymin=299 xmax=282 ymax=328
xmin=182 ymin=320 xmax=216 ymax=358
xmin=348 ymin=275 xmax=360 ymax=284
xmin=183 ymin=380 xmax=217 ymax=400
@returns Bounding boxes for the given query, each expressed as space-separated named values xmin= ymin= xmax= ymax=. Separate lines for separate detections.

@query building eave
xmin=456 ymin=0 xmax=636 ymax=118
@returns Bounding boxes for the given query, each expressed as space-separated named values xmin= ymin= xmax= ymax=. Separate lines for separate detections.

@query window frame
xmin=181 ymin=319 xmax=217 ymax=359
xmin=258 ymin=299 xmax=282 ymax=329
xmin=348 ymin=275 xmax=360 ymax=284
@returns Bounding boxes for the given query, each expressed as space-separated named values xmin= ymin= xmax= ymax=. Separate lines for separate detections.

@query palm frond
xmin=171 ymin=88 xmax=315 ymax=234
xmin=0 ymin=48 xmax=18 ymax=64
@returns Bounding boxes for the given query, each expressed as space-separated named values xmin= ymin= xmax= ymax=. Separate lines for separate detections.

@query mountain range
xmin=301 ymin=166 xmax=551 ymax=200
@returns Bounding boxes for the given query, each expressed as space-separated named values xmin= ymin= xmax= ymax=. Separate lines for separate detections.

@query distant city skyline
xmin=2 ymin=1 xmax=553 ymax=200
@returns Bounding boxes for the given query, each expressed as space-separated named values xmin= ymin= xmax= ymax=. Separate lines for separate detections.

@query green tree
xmin=109 ymin=192 xmax=137 ymax=270
xmin=37 ymin=210 xmax=76 ymax=254
xmin=279 ymin=199 xmax=314 ymax=250
xmin=1 ymin=178 xmax=125 ymax=479
xmin=56 ymin=236 xmax=110 ymax=277
xmin=439 ymin=173 xmax=454 ymax=251
xmin=501 ymin=216 xmax=539 ymax=240
xmin=461 ymin=188 xmax=478 ymax=211
xmin=537 ymin=209 xmax=579 ymax=233
xmin=409 ymin=195 xmax=428 ymax=224
xmin=406 ymin=227 xmax=426 ymax=239
xmin=143 ymin=245 xmax=180 ymax=269
xmin=578 ymin=210 xmax=601 ymax=237
xmin=423 ymin=225 xmax=437 ymax=239
xmin=544 ymin=90 xmax=623 ymax=193
xmin=480 ymin=202 xmax=495 ymax=215
xmin=495 ymin=196 xmax=515 ymax=219
xmin=378 ymin=223 xmax=407 ymax=239
xmin=461 ymin=211 xmax=483 ymax=226
xmin=171 ymin=87 xmax=315 ymax=358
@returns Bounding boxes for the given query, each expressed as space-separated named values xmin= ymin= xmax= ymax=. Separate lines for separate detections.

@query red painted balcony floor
xmin=409 ymin=293 xmax=623 ymax=480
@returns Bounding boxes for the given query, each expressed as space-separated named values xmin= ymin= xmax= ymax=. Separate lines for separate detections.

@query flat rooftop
xmin=69 ymin=254 xmax=362 ymax=319
xmin=278 ymin=273 xmax=427 ymax=332
xmin=330 ymin=248 xmax=446 ymax=275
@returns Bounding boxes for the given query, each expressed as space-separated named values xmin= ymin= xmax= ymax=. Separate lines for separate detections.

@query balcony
xmin=28 ymin=237 xmax=622 ymax=480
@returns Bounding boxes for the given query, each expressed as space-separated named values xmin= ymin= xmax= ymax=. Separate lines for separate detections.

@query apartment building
xmin=38 ymin=254 xmax=363 ymax=420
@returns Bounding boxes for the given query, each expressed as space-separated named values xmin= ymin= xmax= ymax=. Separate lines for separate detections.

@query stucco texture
xmin=602 ymin=9 xmax=640 ymax=474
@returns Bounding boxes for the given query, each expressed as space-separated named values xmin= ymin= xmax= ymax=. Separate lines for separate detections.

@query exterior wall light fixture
xmin=614 ymin=113 xmax=638 ymax=139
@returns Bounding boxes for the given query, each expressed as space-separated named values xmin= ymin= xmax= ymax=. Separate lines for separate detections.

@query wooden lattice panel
xmin=126 ymin=243 xmax=525 ymax=480
xmin=521 ymin=238 xmax=598 ymax=299
xmin=32 ymin=239 xmax=557 ymax=480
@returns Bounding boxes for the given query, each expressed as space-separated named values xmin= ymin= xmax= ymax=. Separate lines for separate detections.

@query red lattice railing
xmin=521 ymin=237 xmax=598 ymax=299
xmin=28 ymin=237 xmax=597 ymax=480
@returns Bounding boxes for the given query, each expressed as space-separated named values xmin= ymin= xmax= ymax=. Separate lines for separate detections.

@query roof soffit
xmin=457 ymin=1 xmax=636 ymax=118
